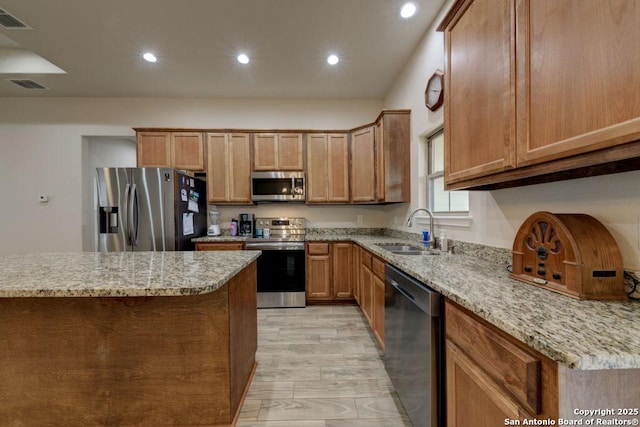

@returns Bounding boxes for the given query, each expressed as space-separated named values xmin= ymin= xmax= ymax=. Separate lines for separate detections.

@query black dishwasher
xmin=384 ymin=264 xmax=444 ymax=427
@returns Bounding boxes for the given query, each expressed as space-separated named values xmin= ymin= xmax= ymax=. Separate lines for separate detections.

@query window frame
xmin=426 ymin=127 xmax=469 ymax=215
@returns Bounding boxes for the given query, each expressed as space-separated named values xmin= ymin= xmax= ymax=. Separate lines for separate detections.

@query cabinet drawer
xmin=361 ymin=250 xmax=372 ymax=269
xmin=445 ymin=301 xmax=541 ymax=415
xmin=196 ymin=242 xmax=245 ymax=251
xmin=307 ymin=243 xmax=329 ymax=255
xmin=372 ymin=257 xmax=385 ymax=280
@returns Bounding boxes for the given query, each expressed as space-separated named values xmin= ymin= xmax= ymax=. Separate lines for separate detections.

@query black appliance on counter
xmin=238 ymin=213 xmax=254 ymax=237
xmin=245 ymin=217 xmax=306 ymax=308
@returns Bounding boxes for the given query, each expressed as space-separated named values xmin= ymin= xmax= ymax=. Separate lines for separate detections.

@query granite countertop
xmin=309 ymin=233 xmax=640 ymax=370
xmin=0 ymin=251 xmax=260 ymax=298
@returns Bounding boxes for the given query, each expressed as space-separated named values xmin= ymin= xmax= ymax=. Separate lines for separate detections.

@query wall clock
xmin=425 ymin=69 xmax=444 ymax=112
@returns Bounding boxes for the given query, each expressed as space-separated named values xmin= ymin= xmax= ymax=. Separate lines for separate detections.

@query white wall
xmin=383 ymin=0 xmax=640 ymax=270
xmin=0 ymin=97 xmax=384 ymax=254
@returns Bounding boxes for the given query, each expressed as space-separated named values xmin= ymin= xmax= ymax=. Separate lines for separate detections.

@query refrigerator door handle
xmin=129 ymin=184 xmax=139 ymax=246
xmin=124 ymin=183 xmax=131 ymax=246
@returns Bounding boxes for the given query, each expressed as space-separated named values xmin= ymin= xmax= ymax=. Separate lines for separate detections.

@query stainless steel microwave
xmin=251 ymin=171 xmax=305 ymax=202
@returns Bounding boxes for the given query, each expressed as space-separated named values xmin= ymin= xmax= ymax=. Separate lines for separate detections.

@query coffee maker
xmin=238 ymin=213 xmax=254 ymax=237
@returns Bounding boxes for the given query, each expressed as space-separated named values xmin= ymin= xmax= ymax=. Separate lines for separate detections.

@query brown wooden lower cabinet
xmin=196 ymin=241 xmax=245 ymax=251
xmin=0 ymin=263 xmax=257 ymax=426
xmin=352 ymin=244 xmax=361 ymax=304
xmin=357 ymin=246 xmax=385 ymax=348
xmin=305 ymin=242 xmax=354 ymax=302
xmin=445 ymin=299 xmax=558 ymax=426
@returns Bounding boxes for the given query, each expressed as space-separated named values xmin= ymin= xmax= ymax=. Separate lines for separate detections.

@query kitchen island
xmin=0 ymin=251 xmax=260 ymax=426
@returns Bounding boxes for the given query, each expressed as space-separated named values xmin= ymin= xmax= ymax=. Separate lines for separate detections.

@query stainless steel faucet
xmin=406 ymin=208 xmax=435 ymax=245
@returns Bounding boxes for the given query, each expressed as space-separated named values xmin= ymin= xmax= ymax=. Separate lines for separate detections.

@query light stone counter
xmin=308 ymin=233 xmax=640 ymax=370
xmin=0 ymin=251 xmax=260 ymax=298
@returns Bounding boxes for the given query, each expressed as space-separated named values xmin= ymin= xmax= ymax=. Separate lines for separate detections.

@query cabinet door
xmin=352 ymin=244 xmax=361 ymax=304
xmin=172 ymin=132 xmax=204 ymax=171
xmin=360 ymin=258 xmax=374 ymax=325
xmin=137 ymin=132 xmax=171 ymax=167
xmin=377 ymin=111 xmax=410 ymax=203
xmin=207 ymin=133 xmax=251 ymax=204
xmin=443 ymin=0 xmax=516 ymax=184
xmin=516 ymin=1 xmax=640 ymax=167
xmin=253 ymin=133 xmax=278 ymax=171
xmin=327 ymin=134 xmax=350 ymax=202
xmin=306 ymin=243 xmax=331 ymax=300
xmin=307 ymin=133 xmax=349 ymax=203
xmin=372 ymin=273 xmax=385 ymax=347
xmin=446 ymin=340 xmax=520 ymax=427
xmin=278 ymin=133 xmax=304 ymax=170
xmin=206 ymin=133 xmax=230 ymax=202
xmin=228 ymin=134 xmax=252 ymax=203
xmin=332 ymin=242 xmax=353 ymax=299
xmin=375 ymin=120 xmax=385 ymax=202
xmin=306 ymin=134 xmax=329 ymax=202
xmin=350 ymin=126 xmax=376 ymax=202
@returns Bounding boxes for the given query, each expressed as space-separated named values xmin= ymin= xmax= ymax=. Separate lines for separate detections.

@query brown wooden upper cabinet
xmin=439 ymin=0 xmax=640 ymax=190
xmin=306 ymin=133 xmax=350 ymax=203
xmin=253 ymin=133 xmax=304 ymax=171
xmin=350 ymin=111 xmax=410 ymax=203
xmin=137 ymin=131 xmax=205 ymax=171
xmin=206 ymin=133 xmax=252 ymax=204
xmin=376 ymin=111 xmax=410 ymax=203
xmin=350 ymin=126 xmax=376 ymax=203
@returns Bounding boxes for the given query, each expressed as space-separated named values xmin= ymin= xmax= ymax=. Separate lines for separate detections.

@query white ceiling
xmin=0 ymin=0 xmax=445 ymax=99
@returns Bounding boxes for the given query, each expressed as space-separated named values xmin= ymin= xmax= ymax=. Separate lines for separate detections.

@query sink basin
xmin=375 ymin=243 xmax=440 ymax=256
xmin=376 ymin=244 xmax=421 ymax=252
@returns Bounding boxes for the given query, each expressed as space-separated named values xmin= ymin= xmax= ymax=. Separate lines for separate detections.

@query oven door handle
xmin=245 ymin=242 xmax=305 ymax=251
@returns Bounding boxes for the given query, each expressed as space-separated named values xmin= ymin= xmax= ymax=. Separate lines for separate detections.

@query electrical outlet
xmin=357 ymin=215 xmax=364 ymax=223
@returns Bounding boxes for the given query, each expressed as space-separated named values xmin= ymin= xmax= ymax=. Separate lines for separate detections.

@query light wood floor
xmin=237 ymin=305 xmax=412 ymax=426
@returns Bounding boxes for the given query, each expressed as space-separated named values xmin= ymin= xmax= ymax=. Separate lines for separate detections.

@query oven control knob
xmin=524 ymin=266 xmax=533 ymax=273
xmin=552 ymin=272 xmax=562 ymax=280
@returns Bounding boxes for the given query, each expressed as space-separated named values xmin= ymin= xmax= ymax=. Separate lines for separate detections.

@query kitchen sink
xmin=375 ymin=243 xmax=440 ymax=256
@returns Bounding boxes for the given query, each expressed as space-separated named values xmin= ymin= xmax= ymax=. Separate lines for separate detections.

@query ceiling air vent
xmin=0 ymin=7 xmax=30 ymax=29
xmin=7 ymin=79 xmax=48 ymax=90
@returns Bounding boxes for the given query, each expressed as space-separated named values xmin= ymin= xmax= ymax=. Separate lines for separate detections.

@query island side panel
xmin=0 ymin=288 xmax=233 ymax=425
xmin=229 ymin=261 xmax=258 ymax=417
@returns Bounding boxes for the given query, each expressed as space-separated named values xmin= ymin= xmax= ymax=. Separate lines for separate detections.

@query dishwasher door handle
xmin=388 ymin=278 xmax=416 ymax=302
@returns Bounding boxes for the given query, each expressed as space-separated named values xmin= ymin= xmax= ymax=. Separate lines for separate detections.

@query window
xmin=427 ymin=128 xmax=469 ymax=213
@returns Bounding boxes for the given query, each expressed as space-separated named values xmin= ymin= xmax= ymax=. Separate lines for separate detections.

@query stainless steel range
xmin=245 ymin=217 xmax=306 ymax=308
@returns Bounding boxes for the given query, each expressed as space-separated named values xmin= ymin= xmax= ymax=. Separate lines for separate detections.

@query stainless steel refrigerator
xmin=96 ymin=168 xmax=206 ymax=252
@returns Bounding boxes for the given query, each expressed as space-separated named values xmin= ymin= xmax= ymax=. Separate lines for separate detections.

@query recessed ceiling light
xmin=400 ymin=2 xmax=417 ymax=18
xmin=237 ymin=53 xmax=250 ymax=64
xmin=142 ymin=52 xmax=157 ymax=63
xmin=327 ymin=54 xmax=339 ymax=65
